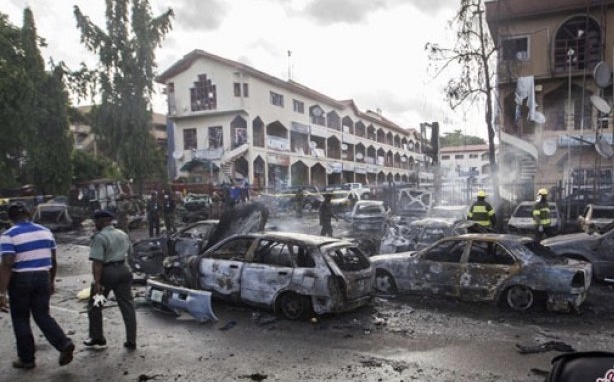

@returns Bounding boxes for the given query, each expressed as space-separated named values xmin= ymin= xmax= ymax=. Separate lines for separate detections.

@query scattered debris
xmin=530 ymin=368 xmax=550 ymax=377
xmin=238 ymin=373 xmax=268 ymax=381
xmin=137 ymin=374 xmax=161 ymax=381
xmin=219 ymin=320 xmax=237 ymax=331
xmin=516 ymin=341 xmax=576 ymax=354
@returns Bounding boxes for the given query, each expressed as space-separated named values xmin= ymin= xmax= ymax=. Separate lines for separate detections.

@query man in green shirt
xmin=84 ymin=210 xmax=137 ymax=351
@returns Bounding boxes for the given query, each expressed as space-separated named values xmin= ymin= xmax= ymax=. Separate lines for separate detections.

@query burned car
xmin=129 ymin=220 xmax=218 ymax=281
xmin=578 ymin=204 xmax=614 ymax=233
xmin=507 ymin=201 xmax=561 ymax=236
xmin=350 ymin=201 xmax=388 ymax=238
xmin=371 ymin=234 xmax=591 ymax=312
xmin=132 ymin=202 xmax=269 ymax=283
xmin=147 ymin=232 xmax=374 ymax=320
xmin=542 ymin=221 xmax=614 ymax=282
xmin=32 ymin=201 xmax=84 ymax=231
xmin=405 ymin=218 xmax=470 ymax=251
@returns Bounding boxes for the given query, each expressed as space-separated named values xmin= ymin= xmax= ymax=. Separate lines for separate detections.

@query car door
xmin=596 ymin=228 xmax=614 ymax=280
xmin=460 ymin=240 xmax=518 ymax=301
xmin=241 ymin=239 xmax=294 ymax=305
xmin=407 ymin=239 xmax=467 ymax=297
xmin=199 ymin=236 xmax=255 ymax=300
xmin=172 ymin=222 xmax=217 ymax=258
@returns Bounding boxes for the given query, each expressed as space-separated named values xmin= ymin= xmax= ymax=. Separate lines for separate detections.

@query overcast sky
xmin=5 ymin=0 xmax=486 ymax=138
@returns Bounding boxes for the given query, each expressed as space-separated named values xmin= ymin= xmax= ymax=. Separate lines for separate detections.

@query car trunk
xmin=321 ymin=244 xmax=373 ymax=301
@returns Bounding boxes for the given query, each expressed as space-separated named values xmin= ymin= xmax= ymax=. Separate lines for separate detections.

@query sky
xmin=5 ymin=0 xmax=487 ymax=139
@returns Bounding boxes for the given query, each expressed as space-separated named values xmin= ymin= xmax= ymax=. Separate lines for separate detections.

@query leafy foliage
xmin=440 ymin=130 xmax=485 ymax=147
xmin=72 ymin=0 xmax=173 ymax=191
xmin=0 ymin=13 xmax=32 ymax=187
xmin=72 ymin=150 xmax=119 ymax=182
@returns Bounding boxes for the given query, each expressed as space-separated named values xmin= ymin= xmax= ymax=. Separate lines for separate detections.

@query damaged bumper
xmin=547 ymin=289 xmax=589 ymax=312
xmin=146 ymin=279 xmax=217 ymax=322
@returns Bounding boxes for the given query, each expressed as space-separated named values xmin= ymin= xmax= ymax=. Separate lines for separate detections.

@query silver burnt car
xmin=148 ymin=232 xmax=374 ymax=320
xmin=371 ymin=234 xmax=591 ymax=312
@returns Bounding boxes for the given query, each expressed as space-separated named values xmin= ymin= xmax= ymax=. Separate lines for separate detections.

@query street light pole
xmin=566 ymin=47 xmax=575 ymax=221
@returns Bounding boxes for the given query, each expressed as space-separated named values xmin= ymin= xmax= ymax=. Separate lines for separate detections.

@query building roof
xmin=485 ymin=0 xmax=614 ymax=24
xmin=156 ymin=49 xmax=416 ymax=136
xmin=440 ymin=144 xmax=492 ymax=153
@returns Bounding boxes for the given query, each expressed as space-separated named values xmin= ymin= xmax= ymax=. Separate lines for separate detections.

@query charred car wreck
xmin=147 ymin=232 xmax=374 ymax=320
xmin=371 ymin=234 xmax=591 ymax=312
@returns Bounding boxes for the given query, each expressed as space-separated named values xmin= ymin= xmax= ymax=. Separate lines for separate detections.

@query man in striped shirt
xmin=0 ymin=203 xmax=74 ymax=369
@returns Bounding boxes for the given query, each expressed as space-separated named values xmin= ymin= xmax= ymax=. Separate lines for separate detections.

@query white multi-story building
xmin=156 ymin=49 xmax=424 ymax=191
xmin=439 ymin=144 xmax=494 ymax=180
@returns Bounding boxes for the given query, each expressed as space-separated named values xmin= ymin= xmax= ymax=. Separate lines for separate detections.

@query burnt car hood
xmin=204 ymin=202 xmax=269 ymax=251
xmin=542 ymin=232 xmax=595 ymax=246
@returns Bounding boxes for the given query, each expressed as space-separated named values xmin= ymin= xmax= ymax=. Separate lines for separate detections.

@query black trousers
xmin=87 ymin=263 xmax=137 ymax=344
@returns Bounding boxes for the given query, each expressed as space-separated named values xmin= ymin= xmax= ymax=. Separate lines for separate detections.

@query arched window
xmin=553 ymin=16 xmax=601 ymax=73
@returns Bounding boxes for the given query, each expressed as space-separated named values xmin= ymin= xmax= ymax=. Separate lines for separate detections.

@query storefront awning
xmin=180 ymin=159 xmax=219 ymax=172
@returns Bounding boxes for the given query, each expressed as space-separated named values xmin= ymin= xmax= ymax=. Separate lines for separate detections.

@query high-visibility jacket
xmin=533 ymin=200 xmax=551 ymax=227
xmin=467 ymin=200 xmax=496 ymax=227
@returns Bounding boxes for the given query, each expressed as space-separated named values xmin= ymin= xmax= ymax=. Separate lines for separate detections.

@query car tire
xmin=375 ymin=270 xmax=398 ymax=295
xmin=505 ymin=285 xmax=534 ymax=311
xmin=361 ymin=193 xmax=370 ymax=200
xmin=277 ymin=292 xmax=311 ymax=320
xmin=165 ymin=267 xmax=186 ymax=287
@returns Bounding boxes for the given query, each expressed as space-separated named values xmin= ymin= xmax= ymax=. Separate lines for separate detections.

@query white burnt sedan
xmin=148 ymin=232 xmax=374 ymax=320
xmin=370 ymin=234 xmax=592 ymax=312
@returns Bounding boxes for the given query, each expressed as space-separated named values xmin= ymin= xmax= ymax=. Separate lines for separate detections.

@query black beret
xmin=93 ymin=210 xmax=115 ymax=220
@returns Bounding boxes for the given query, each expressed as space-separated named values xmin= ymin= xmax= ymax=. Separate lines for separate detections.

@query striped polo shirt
xmin=0 ymin=221 xmax=55 ymax=272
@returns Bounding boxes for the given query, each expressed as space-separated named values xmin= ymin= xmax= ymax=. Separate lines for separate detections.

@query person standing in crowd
xmin=467 ymin=190 xmax=496 ymax=231
xmin=162 ymin=189 xmax=176 ymax=234
xmin=115 ymin=194 xmax=131 ymax=232
xmin=319 ymin=193 xmax=338 ymax=237
xmin=533 ymin=188 xmax=552 ymax=240
xmin=294 ymin=187 xmax=304 ymax=218
xmin=146 ymin=191 xmax=161 ymax=238
xmin=0 ymin=203 xmax=75 ymax=369
xmin=84 ymin=210 xmax=137 ymax=351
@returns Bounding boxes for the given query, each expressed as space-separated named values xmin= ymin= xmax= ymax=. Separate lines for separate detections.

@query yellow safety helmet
xmin=537 ymin=188 xmax=548 ymax=196
xmin=477 ymin=190 xmax=486 ymax=198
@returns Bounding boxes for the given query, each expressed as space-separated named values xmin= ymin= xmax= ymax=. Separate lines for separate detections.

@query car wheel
xmin=165 ymin=267 xmax=186 ymax=287
xmin=361 ymin=193 xmax=370 ymax=200
xmin=505 ymin=285 xmax=534 ymax=311
xmin=375 ymin=270 xmax=398 ymax=295
xmin=277 ymin=292 xmax=311 ymax=320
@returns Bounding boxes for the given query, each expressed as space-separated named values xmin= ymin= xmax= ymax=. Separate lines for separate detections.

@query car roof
xmin=355 ymin=201 xmax=383 ymax=207
xmin=253 ymin=231 xmax=344 ymax=246
xmin=588 ymin=204 xmax=614 ymax=210
xmin=453 ymin=233 xmax=533 ymax=243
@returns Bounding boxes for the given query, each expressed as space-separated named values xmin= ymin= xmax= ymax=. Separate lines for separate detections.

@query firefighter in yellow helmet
xmin=467 ymin=190 xmax=496 ymax=231
xmin=533 ymin=188 xmax=552 ymax=240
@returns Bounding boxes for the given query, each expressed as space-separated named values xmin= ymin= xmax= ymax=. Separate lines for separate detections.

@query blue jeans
xmin=9 ymin=271 xmax=72 ymax=363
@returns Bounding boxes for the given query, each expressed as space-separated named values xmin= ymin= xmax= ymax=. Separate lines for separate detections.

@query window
xmin=209 ymin=238 xmax=254 ymax=260
xmin=233 ymin=83 xmax=249 ymax=97
xmin=553 ymin=16 xmax=601 ymax=73
xmin=310 ymin=106 xmax=326 ymax=126
xmin=270 ymin=91 xmax=284 ymax=107
xmin=501 ymin=36 xmax=529 ymax=61
xmin=254 ymin=240 xmax=293 ymax=267
xmin=469 ymin=154 xmax=478 ymax=159
xmin=441 ymin=155 xmax=450 ymax=160
xmin=293 ymin=99 xmax=304 ymax=113
xmin=183 ymin=128 xmax=197 ymax=150
xmin=455 ymin=154 xmax=464 ymax=159
xmin=208 ymin=126 xmax=223 ymax=148
xmin=190 ymin=73 xmax=216 ymax=111
xmin=326 ymin=246 xmax=370 ymax=271
xmin=468 ymin=241 xmax=515 ymax=265
xmin=422 ymin=240 xmax=466 ymax=263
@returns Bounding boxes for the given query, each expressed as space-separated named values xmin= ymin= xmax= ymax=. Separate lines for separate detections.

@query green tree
xmin=73 ymin=0 xmax=173 ymax=192
xmin=0 ymin=12 xmax=32 ymax=187
xmin=21 ymin=8 xmax=73 ymax=196
xmin=72 ymin=150 xmax=119 ymax=182
xmin=440 ymin=130 xmax=486 ymax=147
xmin=426 ymin=0 xmax=498 ymax=201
